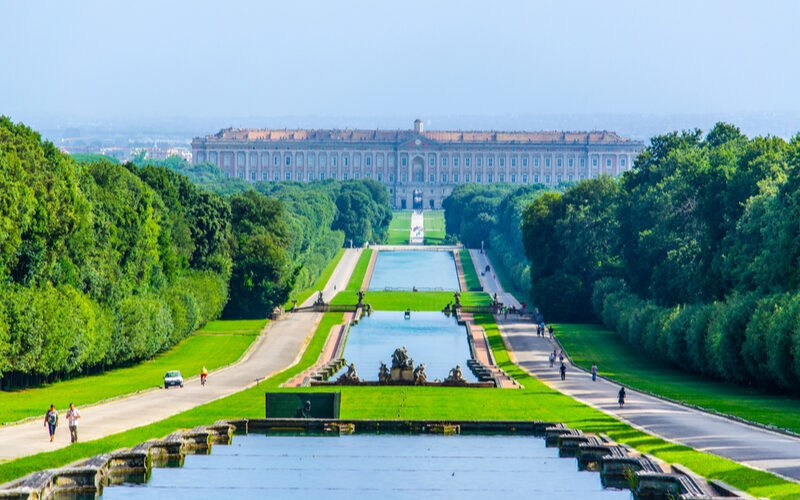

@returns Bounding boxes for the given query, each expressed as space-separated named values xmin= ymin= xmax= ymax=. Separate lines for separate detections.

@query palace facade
xmin=191 ymin=119 xmax=644 ymax=209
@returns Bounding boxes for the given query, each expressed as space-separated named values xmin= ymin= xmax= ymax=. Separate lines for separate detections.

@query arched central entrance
xmin=412 ymin=189 xmax=423 ymax=210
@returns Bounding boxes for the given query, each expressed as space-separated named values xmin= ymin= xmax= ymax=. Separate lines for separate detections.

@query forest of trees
xmin=0 ymin=118 xmax=392 ymax=388
xmin=443 ymin=183 xmax=551 ymax=295
xmin=522 ymin=123 xmax=800 ymax=391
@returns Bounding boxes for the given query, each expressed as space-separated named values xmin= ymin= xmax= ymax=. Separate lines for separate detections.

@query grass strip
xmin=387 ymin=210 xmax=411 ymax=245
xmin=423 ymin=210 xmax=446 ymax=245
xmin=0 ymin=320 xmax=264 ymax=425
xmin=555 ymin=323 xmax=800 ymax=434
xmin=330 ymin=290 xmax=491 ymax=310
xmin=486 ymin=248 xmax=527 ymax=302
xmin=458 ymin=249 xmax=482 ymax=291
xmin=344 ymin=249 xmax=372 ymax=291
xmin=284 ymin=249 xmax=345 ymax=308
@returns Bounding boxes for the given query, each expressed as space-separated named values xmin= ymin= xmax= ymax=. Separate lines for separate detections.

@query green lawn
xmin=3 ymin=313 xmax=798 ymax=499
xmin=459 ymin=249 xmax=482 ymax=291
xmin=331 ymin=290 xmax=491 ymax=310
xmin=386 ymin=210 xmax=411 ymax=245
xmin=423 ymin=210 xmax=446 ymax=245
xmin=0 ymin=319 xmax=265 ymax=425
xmin=284 ymin=249 xmax=345 ymax=308
xmin=555 ymin=323 xmax=800 ymax=434
xmin=344 ymin=249 xmax=373 ymax=290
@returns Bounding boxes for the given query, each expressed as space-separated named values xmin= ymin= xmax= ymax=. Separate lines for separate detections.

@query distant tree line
xmin=522 ymin=123 xmax=800 ymax=391
xmin=443 ymin=183 xmax=552 ymax=297
xmin=0 ymin=117 xmax=391 ymax=388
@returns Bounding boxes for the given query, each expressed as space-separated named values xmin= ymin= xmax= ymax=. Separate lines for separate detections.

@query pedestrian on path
xmin=549 ymin=352 xmax=555 ymax=367
xmin=558 ymin=350 xmax=564 ymax=363
xmin=591 ymin=363 xmax=598 ymax=382
xmin=559 ymin=362 xmax=567 ymax=380
xmin=44 ymin=404 xmax=58 ymax=442
xmin=618 ymin=387 xmax=626 ymax=408
xmin=65 ymin=403 xmax=80 ymax=443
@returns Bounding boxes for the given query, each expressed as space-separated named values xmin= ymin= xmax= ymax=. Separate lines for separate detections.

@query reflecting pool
xmin=336 ymin=311 xmax=476 ymax=382
xmin=368 ymin=251 xmax=460 ymax=291
xmin=99 ymin=433 xmax=631 ymax=500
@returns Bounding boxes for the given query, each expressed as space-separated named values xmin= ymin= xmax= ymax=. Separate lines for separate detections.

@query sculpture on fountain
xmin=378 ymin=362 xmax=391 ymax=383
xmin=337 ymin=362 xmax=360 ymax=383
xmin=390 ymin=346 xmax=415 ymax=382
xmin=413 ymin=364 xmax=427 ymax=385
xmin=445 ymin=364 xmax=465 ymax=384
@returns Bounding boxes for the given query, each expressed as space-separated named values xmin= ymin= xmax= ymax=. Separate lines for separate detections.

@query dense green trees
xmin=522 ymin=122 xmax=800 ymax=391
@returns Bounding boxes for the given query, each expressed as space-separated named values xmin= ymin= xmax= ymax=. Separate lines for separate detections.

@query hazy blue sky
xmin=1 ymin=0 xmax=799 ymax=124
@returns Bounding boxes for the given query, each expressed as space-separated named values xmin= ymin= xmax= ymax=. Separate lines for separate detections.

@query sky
xmin=1 ymin=0 xmax=799 ymax=127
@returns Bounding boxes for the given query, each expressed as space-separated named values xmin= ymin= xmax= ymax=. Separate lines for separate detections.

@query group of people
xmin=43 ymin=403 xmax=80 ymax=443
xmin=549 ymin=352 xmax=627 ymax=407
xmin=536 ymin=323 xmax=553 ymax=338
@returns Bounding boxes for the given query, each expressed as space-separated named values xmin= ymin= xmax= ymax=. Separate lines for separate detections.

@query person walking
xmin=618 ymin=386 xmax=627 ymax=408
xmin=201 ymin=366 xmax=209 ymax=386
xmin=559 ymin=362 xmax=567 ymax=381
xmin=65 ymin=403 xmax=81 ymax=443
xmin=44 ymin=404 xmax=58 ymax=442
xmin=591 ymin=363 xmax=598 ymax=382
xmin=549 ymin=352 xmax=555 ymax=367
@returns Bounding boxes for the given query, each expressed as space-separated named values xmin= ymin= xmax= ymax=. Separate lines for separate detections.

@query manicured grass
xmin=1 ymin=313 xmax=798 ymax=499
xmin=284 ymin=249 xmax=345 ymax=308
xmin=459 ymin=249 xmax=482 ymax=291
xmin=423 ymin=210 xmax=446 ymax=245
xmin=344 ymin=249 xmax=373 ymax=291
xmin=0 ymin=320 xmax=265 ymax=425
xmin=486 ymin=248 xmax=527 ymax=301
xmin=555 ymin=323 xmax=800 ymax=434
xmin=330 ymin=291 xmax=491 ymax=310
xmin=386 ymin=210 xmax=411 ymax=245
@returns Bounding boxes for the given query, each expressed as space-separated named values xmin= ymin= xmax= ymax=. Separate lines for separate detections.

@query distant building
xmin=191 ymin=119 xmax=644 ymax=209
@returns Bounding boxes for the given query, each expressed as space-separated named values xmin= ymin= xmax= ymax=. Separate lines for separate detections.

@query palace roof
xmin=197 ymin=127 xmax=637 ymax=145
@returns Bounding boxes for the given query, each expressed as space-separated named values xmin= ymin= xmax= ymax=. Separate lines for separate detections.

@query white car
xmin=164 ymin=370 xmax=184 ymax=389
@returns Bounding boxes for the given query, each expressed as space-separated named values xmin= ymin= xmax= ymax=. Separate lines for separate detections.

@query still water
xmin=368 ymin=251 xmax=460 ymax=291
xmin=100 ymin=433 xmax=631 ymax=500
xmin=335 ymin=311 xmax=476 ymax=382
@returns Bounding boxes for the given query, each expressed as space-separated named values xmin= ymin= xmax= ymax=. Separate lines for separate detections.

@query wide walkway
xmin=409 ymin=210 xmax=424 ymax=245
xmin=0 ymin=249 xmax=361 ymax=462
xmin=471 ymin=250 xmax=800 ymax=482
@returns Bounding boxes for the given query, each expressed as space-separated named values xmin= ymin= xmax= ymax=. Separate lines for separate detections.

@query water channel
xmin=99 ymin=433 xmax=631 ymax=500
xmin=368 ymin=250 xmax=460 ymax=291
xmin=335 ymin=311 xmax=477 ymax=382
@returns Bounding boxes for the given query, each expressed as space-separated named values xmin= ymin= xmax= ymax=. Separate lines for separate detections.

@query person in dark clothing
xmin=618 ymin=387 xmax=626 ymax=408
xmin=559 ymin=362 xmax=567 ymax=380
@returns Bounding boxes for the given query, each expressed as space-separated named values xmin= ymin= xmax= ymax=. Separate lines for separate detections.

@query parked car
xmin=164 ymin=370 xmax=184 ymax=389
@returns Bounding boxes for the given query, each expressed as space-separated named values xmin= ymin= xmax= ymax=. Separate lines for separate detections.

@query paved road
xmin=471 ymin=249 xmax=800 ymax=482
xmin=0 ymin=249 xmax=361 ymax=462
xmin=469 ymin=249 xmax=521 ymax=309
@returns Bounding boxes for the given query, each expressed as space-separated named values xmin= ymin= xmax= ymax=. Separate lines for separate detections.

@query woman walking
xmin=44 ymin=404 xmax=58 ymax=442
xmin=618 ymin=386 xmax=627 ymax=408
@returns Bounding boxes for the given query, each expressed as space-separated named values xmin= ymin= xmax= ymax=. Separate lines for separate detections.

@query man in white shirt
xmin=65 ymin=403 xmax=81 ymax=443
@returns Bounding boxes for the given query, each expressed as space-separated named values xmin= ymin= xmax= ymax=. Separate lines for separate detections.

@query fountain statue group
xmin=335 ymin=347 xmax=464 ymax=386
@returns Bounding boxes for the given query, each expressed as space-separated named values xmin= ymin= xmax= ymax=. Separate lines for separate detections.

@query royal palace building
xmin=191 ymin=119 xmax=644 ymax=209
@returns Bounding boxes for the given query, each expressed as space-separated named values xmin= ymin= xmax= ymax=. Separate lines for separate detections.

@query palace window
xmin=442 ymin=174 xmax=447 ymax=183
xmin=545 ymin=175 xmax=551 ymax=184
xmin=285 ymin=172 xmax=291 ymax=180
xmin=442 ymin=156 xmax=447 ymax=167
xmin=365 ymin=156 xmax=371 ymax=166
xmin=238 ymin=171 xmax=244 ymax=179
xmin=557 ymin=175 xmax=562 ymax=183
xmin=429 ymin=156 xmax=435 ymax=167
xmin=499 ymin=157 xmax=505 ymax=167
xmin=511 ymin=174 xmax=516 ymax=183
xmin=488 ymin=157 xmax=494 ymax=167
xmin=580 ymin=158 xmax=586 ymax=167
xmin=377 ymin=173 xmax=383 ymax=182
xmin=465 ymin=156 xmax=471 ymax=167
xmin=592 ymin=158 xmax=598 ymax=167
xmin=285 ymin=156 xmax=291 ymax=166
xmin=343 ymin=172 xmax=348 ymax=180
xmin=534 ymin=157 xmax=539 ymax=167
xmin=465 ymin=173 xmax=471 ymax=182
xmin=488 ymin=173 xmax=493 ymax=182
xmin=389 ymin=174 xmax=395 ymax=182
xmin=223 ymin=154 xmax=231 ymax=167
xmin=522 ymin=174 xmax=528 ymax=183
xmin=401 ymin=156 xmax=407 ymax=167
xmin=606 ymin=158 xmax=612 ymax=167
xmin=308 ymin=172 xmax=313 ymax=182
xmin=429 ymin=174 xmax=435 ymax=183
xmin=522 ymin=157 xmax=528 ymax=167
xmin=568 ymin=174 xmax=573 ymax=181
xmin=557 ymin=158 xmax=562 ymax=167
xmin=476 ymin=173 xmax=482 ymax=182
xmin=499 ymin=173 xmax=505 ymax=182
xmin=343 ymin=156 xmax=349 ymax=167
xmin=320 ymin=172 xmax=325 ymax=180
xmin=251 ymin=171 xmax=256 ymax=181
xmin=477 ymin=157 xmax=482 ymax=167
xmin=621 ymin=158 xmax=627 ymax=167
xmin=534 ymin=174 xmax=539 ymax=183
xmin=454 ymin=173 xmax=459 ymax=183
xmin=331 ymin=172 xmax=337 ymax=179
xmin=545 ymin=158 xmax=551 ymax=167
xmin=401 ymin=173 xmax=407 ymax=182
xmin=511 ymin=157 xmax=516 ymax=167
xmin=297 ymin=172 xmax=302 ymax=181
xmin=453 ymin=157 xmax=459 ymax=167
xmin=355 ymin=173 xmax=360 ymax=179
xmin=332 ymin=156 xmax=338 ymax=167
xmin=274 ymin=172 xmax=279 ymax=181
xmin=568 ymin=158 xmax=574 ymax=167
